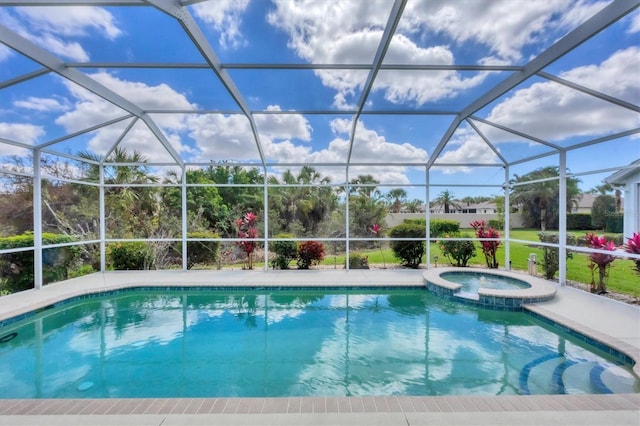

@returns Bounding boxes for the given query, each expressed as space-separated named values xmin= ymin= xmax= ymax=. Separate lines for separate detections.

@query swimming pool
xmin=0 ymin=288 xmax=637 ymax=398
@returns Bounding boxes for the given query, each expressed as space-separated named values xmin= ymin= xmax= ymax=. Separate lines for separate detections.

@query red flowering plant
xmin=235 ymin=211 xmax=258 ymax=270
xmin=369 ymin=223 xmax=386 ymax=268
xmin=624 ymin=232 xmax=640 ymax=274
xmin=585 ymin=233 xmax=616 ymax=294
xmin=470 ymin=220 xmax=500 ymax=269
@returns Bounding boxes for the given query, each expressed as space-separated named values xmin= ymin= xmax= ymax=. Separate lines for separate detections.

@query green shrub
xmin=605 ymin=214 xmax=623 ymax=233
xmin=297 ymin=241 xmax=325 ymax=269
xmin=0 ymin=232 xmax=80 ymax=293
xmin=108 ymin=242 xmax=152 ymax=270
xmin=591 ymin=195 xmax=616 ymax=229
xmin=174 ymin=231 xmax=220 ymax=269
xmin=430 ymin=219 xmax=459 ymax=237
xmin=537 ymin=232 xmax=576 ymax=279
xmin=438 ymin=233 xmax=476 ymax=267
xmin=348 ymin=252 xmax=369 ymax=269
xmin=400 ymin=219 xmax=459 ymax=238
xmin=488 ymin=219 xmax=502 ymax=229
xmin=389 ymin=222 xmax=425 ymax=268
xmin=272 ymin=234 xmax=297 ymax=269
xmin=567 ymin=213 xmax=596 ymax=230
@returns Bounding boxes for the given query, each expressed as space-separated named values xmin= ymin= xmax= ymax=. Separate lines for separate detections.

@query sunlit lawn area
xmin=322 ymin=229 xmax=640 ymax=298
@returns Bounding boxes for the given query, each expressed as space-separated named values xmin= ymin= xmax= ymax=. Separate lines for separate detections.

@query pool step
xmin=520 ymin=355 xmax=637 ymax=395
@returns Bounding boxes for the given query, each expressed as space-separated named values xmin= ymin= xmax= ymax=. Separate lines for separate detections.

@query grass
xmin=321 ymin=229 xmax=640 ymax=298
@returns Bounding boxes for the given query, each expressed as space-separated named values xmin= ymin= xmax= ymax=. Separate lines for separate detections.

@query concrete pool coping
xmin=0 ymin=269 xmax=639 ymax=425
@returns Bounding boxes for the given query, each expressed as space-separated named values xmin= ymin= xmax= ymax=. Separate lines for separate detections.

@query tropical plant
xmin=470 ymin=220 xmax=500 ymax=269
xmin=369 ymin=223 xmax=386 ymax=268
xmin=624 ymin=232 xmax=640 ymax=274
xmin=585 ymin=233 xmax=616 ymax=294
xmin=235 ymin=211 xmax=259 ymax=269
xmin=438 ymin=233 xmax=476 ymax=267
xmin=510 ymin=166 xmax=581 ymax=230
xmin=348 ymin=175 xmax=387 ymax=240
xmin=297 ymin=241 xmax=325 ymax=269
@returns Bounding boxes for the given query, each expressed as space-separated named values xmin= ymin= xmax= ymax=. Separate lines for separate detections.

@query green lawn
xmin=323 ymin=229 xmax=640 ymax=298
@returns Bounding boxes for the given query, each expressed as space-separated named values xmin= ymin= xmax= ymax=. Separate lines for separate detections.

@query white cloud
xmin=401 ymin=0 xmax=608 ymax=63
xmin=435 ymin=134 xmax=502 ymax=174
xmin=629 ymin=11 xmax=640 ymax=33
xmin=484 ymin=80 xmax=639 ymax=143
xmin=0 ymin=122 xmax=45 ymax=145
xmin=255 ymin=105 xmax=312 ymax=141
xmin=440 ymin=47 xmax=640 ymax=168
xmin=191 ymin=0 xmax=250 ymax=49
xmin=1 ymin=6 xmax=122 ymax=61
xmin=187 ymin=113 xmax=259 ymax=161
xmin=54 ymin=72 xmax=196 ymax=162
xmin=559 ymin=46 xmax=640 ymax=105
xmin=266 ymin=0 xmax=495 ymax=107
xmin=0 ymin=44 xmax=11 ymax=63
xmin=14 ymin=6 xmax=121 ymax=39
xmin=13 ymin=96 xmax=70 ymax=112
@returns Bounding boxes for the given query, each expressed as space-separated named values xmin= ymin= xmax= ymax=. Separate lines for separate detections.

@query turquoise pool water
xmin=441 ymin=271 xmax=531 ymax=293
xmin=0 ymin=288 xmax=637 ymax=398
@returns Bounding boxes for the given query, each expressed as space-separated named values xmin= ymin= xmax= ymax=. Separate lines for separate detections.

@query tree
xmin=348 ymin=175 xmax=387 ymax=239
xmin=432 ymin=190 xmax=460 ymax=214
xmin=510 ymin=166 xmax=581 ymax=231
xmin=268 ymin=166 xmax=337 ymax=236
xmin=161 ymin=169 xmax=229 ymax=234
xmin=386 ymin=188 xmax=407 ymax=213
xmin=591 ymin=194 xmax=616 ymax=230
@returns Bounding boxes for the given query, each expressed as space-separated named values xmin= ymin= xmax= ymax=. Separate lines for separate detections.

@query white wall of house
xmin=607 ymin=166 xmax=640 ymax=239
xmin=620 ymin=172 xmax=639 ymax=239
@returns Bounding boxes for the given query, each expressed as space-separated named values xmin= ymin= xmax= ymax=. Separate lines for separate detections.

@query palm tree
xmin=269 ymin=166 xmax=336 ymax=235
xmin=386 ymin=188 xmax=407 ymax=213
xmin=510 ymin=166 xmax=581 ymax=230
xmin=433 ymin=190 xmax=460 ymax=214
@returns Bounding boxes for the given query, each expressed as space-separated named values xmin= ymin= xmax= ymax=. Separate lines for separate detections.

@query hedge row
xmin=0 ymin=232 xmax=81 ymax=293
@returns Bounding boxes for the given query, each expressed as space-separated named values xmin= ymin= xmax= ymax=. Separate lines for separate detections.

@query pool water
xmin=441 ymin=272 xmax=531 ymax=293
xmin=0 ymin=288 xmax=637 ymax=398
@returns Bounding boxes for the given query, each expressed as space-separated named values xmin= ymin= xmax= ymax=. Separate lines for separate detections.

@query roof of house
xmin=605 ymin=159 xmax=640 ymax=185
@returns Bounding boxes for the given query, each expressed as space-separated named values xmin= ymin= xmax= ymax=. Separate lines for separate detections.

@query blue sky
xmin=0 ymin=0 xmax=638 ymax=200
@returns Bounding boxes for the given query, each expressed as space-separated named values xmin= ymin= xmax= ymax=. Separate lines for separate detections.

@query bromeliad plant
xmin=369 ymin=223 xmax=386 ymax=268
xmin=470 ymin=220 xmax=500 ymax=269
xmin=624 ymin=232 xmax=640 ymax=274
xmin=235 ymin=211 xmax=258 ymax=270
xmin=585 ymin=233 xmax=616 ymax=294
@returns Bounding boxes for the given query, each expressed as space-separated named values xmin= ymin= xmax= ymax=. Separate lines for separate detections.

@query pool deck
xmin=0 ymin=269 xmax=639 ymax=425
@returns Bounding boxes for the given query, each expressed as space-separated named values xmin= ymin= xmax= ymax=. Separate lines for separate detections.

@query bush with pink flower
xmin=235 ymin=211 xmax=258 ymax=269
xmin=624 ymin=232 xmax=640 ymax=274
xmin=470 ymin=220 xmax=500 ymax=269
xmin=585 ymin=233 xmax=616 ymax=294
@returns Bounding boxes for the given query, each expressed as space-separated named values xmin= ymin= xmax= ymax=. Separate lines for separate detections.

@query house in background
xmin=606 ymin=159 xmax=640 ymax=239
